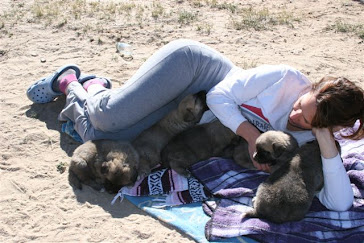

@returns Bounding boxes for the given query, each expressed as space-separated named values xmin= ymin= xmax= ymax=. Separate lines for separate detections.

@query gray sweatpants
xmin=58 ymin=39 xmax=235 ymax=142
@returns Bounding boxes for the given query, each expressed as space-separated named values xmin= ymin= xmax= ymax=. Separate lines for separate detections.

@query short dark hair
xmin=311 ymin=76 xmax=364 ymax=139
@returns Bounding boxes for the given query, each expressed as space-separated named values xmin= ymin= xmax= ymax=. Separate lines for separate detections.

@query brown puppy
xmin=245 ymin=131 xmax=325 ymax=223
xmin=132 ymin=91 xmax=208 ymax=178
xmin=68 ymin=140 xmax=139 ymax=193
xmin=161 ymin=119 xmax=248 ymax=177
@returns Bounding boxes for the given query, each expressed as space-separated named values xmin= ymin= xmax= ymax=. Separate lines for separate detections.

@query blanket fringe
xmin=111 ymin=188 xmax=125 ymax=205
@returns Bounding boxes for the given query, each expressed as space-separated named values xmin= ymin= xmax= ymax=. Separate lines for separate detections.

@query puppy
xmin=245 ymin=131 xmax=324 ymax=223
xmin=68 ymin=140 xmax=139 ymax=193
xmin=132 ymin=91 xmax=208 ymax=178
xmin=161 ymin=119 xmax=247 ymax=177
xmin=252 ymin=130 xmax=299 ymax=165
xmin=231 ymin=137 xmax=256 ymax=170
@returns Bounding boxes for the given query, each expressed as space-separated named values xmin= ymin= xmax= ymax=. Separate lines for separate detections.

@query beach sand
xmin=0 ymin=0 xmax=363 ymax=242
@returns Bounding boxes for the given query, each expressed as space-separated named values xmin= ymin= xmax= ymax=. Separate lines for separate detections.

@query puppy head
xmin=253 ymin=131 xmax=298 ymax=165
xmin=98 ymin=149 xmax=139 ymax=189
xmin=178 ymin=91 xmax=208 ymax=122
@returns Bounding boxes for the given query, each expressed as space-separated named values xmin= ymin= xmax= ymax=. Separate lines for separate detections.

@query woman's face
xmin=287 ymin=92 xmax=317 ymax=131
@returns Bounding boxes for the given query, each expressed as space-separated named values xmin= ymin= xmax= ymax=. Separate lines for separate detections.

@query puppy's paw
xmin=251 ymin=196 xmax=256 ymax=206
xmin=173 ymin=167 xmax=191 ymax=178
xmin=137 ymin=168 xmax=151 ymax=181
xmin=103 ymin=182 xmax=120 ymax=194
xmin=243 ymin=209 xmax=258 ymax=219
xmin=88 ymin=181 xmax=105 ymax=192
xmin=184 ymin=171 xmax=192 ymax=178
xmin=68 ymin=169 xmax=83 ymax=190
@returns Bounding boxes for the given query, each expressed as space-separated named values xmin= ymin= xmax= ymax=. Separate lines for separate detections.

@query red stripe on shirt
xmin=240 ymin=104 xmax=269 ymax=123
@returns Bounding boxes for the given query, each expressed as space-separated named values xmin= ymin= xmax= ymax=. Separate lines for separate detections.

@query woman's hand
xmin=236 ymin=121 xmax=270 ymax=172
xmin=312 ymin=127 xmax=339 ymax=159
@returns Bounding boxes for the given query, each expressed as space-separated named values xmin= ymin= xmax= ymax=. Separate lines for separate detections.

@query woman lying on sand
xmin=27 ymin=39 xmax=364 ymax=212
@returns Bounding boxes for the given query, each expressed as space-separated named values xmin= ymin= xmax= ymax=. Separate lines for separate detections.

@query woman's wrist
xmin=236 ymin=121 xmax=272 ymax=171
xmin=313 ymin=127 xmax=339 ymax=159
xmin=236 ymin=121 xmax=261 ymax=144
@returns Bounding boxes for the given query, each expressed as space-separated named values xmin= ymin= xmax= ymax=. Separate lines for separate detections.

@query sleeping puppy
xmin=132 ymin=91 xmax=208 ymax=178
xmin=161 ymin=119 xmax=245 ymax=177
xmin=244 ymin=131 xmax=325 ymax=223
xmin=68 ymin=140 xmax=139 ymax=193
xmin=68 ymin=91 xmax=207 ymax=192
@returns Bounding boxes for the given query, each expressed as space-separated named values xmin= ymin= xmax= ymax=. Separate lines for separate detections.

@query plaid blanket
xmin=189 ymin=128 xmax=364 ymax=242
xmin=112 ymin=168 xmax=210 ymax=207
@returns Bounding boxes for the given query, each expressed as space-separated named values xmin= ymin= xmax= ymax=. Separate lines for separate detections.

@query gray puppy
xmin=68 ymin=140 xmax=139 ymax=193
xmin=245 ymin=130 xmax=324 ymax=223
xmin=161 ymin=119 xmax=253 ymax=177
xmin=231 ymin=137 xmax=256 ymax=170
xmin=132 ymin=91 xmax=208 ymax=178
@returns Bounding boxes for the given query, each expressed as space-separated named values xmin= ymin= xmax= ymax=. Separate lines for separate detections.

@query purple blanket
xmin=190 ymin=129 xmax=364 ymax=242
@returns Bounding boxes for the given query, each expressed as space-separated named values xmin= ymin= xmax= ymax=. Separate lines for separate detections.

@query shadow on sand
xmin=24 ymin=97 xmax=146 ymax=219
xmin=25 ymin=96 xmax=81 ymax=156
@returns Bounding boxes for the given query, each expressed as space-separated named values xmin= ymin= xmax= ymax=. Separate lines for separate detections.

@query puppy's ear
xmin=272 ymin=142 xmax=285 ymax=159
xmin=183 ymin=108 xmax=196 ymax=122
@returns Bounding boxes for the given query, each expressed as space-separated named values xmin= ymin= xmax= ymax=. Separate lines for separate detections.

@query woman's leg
xmin=58 ymin=82 xmax=93 ymax=139
xmin=60 ymin=39 xmax=235 ymax=142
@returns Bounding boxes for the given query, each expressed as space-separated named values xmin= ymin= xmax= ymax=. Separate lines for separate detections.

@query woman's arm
xmin=207 ymin=64 xmax=301 ymax=133
xmin=313 ymin=128 xmax=354 ymax=211
xmin=236 ymin=121 xmax=270 ymax=172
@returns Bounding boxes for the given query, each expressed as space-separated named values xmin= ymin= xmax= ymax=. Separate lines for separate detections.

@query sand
xmin=0 ymin=0 xmax=363 ymax=242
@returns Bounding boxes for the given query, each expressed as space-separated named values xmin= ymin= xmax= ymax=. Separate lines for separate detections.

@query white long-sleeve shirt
xmin=206 ymin=64 xmax=353 ymax=211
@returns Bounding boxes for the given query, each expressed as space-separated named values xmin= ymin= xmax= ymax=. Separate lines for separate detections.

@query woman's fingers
xmin=252 ymin=159 xmax=270 ymax=172
xmin=261 ymin=163 xmax=271 ymax=173
xmin=252 ymin=159 xmax=262 ymax=170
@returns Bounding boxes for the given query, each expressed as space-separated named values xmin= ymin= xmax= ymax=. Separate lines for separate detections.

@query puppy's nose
xmin=101 ymin=164 xmax=109 ymax=174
